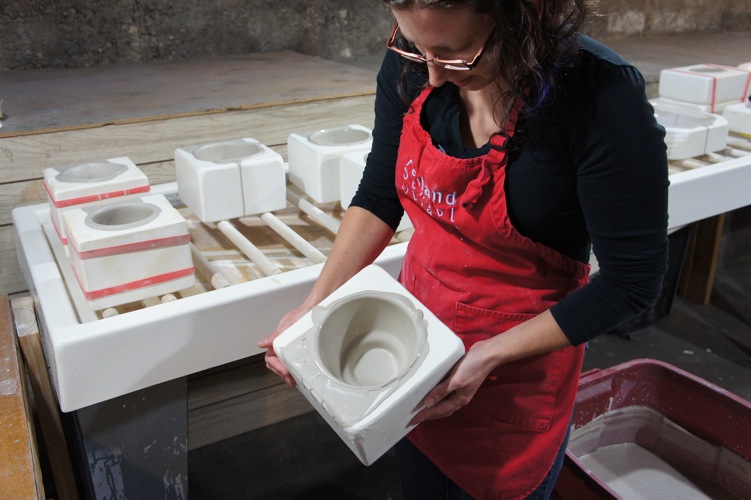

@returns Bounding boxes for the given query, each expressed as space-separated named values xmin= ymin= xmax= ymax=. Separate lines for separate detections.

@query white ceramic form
xmin=658 ymin=64 xmax=751 ymax=112
xmin=274 ymin=265 xmax=465 ymax=465
xmin=287 ymin=124 xmax=372 ymax=203
xmin=339 ymin=150 xmax=413 ymax=232
xmin=652 ymin=102 xmax=729 ymax=160
xmin=723 ymin=99 xmax=751 ymax=136
xmin=43 ymin=157 xmax=150 ymax=246
xmin=63 ymin=194 xmax=195 ymax=310
xmin=651 ymin=96 xmax=738 ymax=114
xmin=175 ymin=138 xmax=286 ymax=222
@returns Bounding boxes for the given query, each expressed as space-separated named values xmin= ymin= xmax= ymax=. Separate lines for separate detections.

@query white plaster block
xmin=652 ymin=102 xmax=730 ymax=160
xmin=274 ymin=265 xmax=464 ymax=466
xmin=63 ymin=194 xmax=194 ymax=310
xmin=287 ymin=124 xmax=372 ymax=203
xmin=651 ymin=96 xmax=738 ymax=115
xmin=339 ymin=150 xmax=413 ymax=232
xmin=723 ymin=100 xmax=751 ymax=136
xmin=175 ymin=138 xmax=286 ymax=222
xmin=659 ymin=64 xmax=751 ymax=109
xmin=43 ymin=157 xmax=149 ymax=246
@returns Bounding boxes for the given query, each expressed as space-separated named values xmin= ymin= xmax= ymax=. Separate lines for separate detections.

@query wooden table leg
xmin=680 ymin=214 xmax=726 ymax=305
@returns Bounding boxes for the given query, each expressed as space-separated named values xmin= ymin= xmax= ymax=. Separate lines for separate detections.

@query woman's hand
xmin=410 ymin=340 xmax=495 ymax=425
xmin=257 ymin=304 xmax=313 ymax=387
xmin=410 ymin=310 xmax=573 ymax=425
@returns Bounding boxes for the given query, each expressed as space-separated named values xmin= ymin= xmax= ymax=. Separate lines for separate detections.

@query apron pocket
xmin=454 ymin=302 xmax=564 ymax=432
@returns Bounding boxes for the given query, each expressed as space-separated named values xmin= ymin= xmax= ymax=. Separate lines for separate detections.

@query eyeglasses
xmin=386 ymin=21 xmax=495 ymax=71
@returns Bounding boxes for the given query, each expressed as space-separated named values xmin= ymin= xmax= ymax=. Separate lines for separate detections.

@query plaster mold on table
xmin=650 ymin=96 xmax=738 ymax=114
xmin=722 ymin=98 xmax=751 ymax=136
xmin=287 ymin=124 xmax=372 ymax=204
xmin=274 ymin=265 xmax=465 ymax=466
xmin=175 ymin=138 xmax=286 ymax=223
xmin=652 ymin=102 xmax=729 ymax=160
xmin=43 ymin=157 xmax=150 ymax=247
xmin=658 ymin=64 xmax=751 ymax=113
xmin=339 ymin=150 xmax=412 ymax=232
xmin=63 ymin=194 xmax=195 ymax=310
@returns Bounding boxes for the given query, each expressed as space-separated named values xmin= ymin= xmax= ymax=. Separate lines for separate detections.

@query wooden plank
xmin=0 ymin=294 xmax=44 ymax=500
xmin=1 ymin=51 xmax=376 ymax=135
xmin=188 ymin=381 xmax=312 ymax=450
xmin=679 ymin=214 xmax=727 ymax=304
xmin=0 ymin=94 xmax=375 ymax=184
xmin=12 ymin=296 xmax=79 ymax=500
xmin=189 ymin=354 xmax=282 ymax=410
xmin=0 ymin=225 xmax=26 ymax=295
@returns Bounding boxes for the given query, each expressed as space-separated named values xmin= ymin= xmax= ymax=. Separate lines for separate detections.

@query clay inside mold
xmin=315 ymin=291 xmax=426 ymax=388
xmin=308 ymin=126 xmax=370 ymax=146
xmin=85 ymin=201 xmax=161 ymax=231
xmin=56 ymin=161 xmax=128 ymax=183
xmin=194 ymin=140 xmax=263 ymax=163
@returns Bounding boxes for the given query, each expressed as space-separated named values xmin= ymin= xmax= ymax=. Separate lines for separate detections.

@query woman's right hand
xmin=257 ymin=304 xmax=313 ymax=387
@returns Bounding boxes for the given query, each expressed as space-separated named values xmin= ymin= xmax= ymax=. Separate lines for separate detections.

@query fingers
xmin=410 ymin=391 xmax=468 ymax=425
xmin=264 ymin=348 xmax=296 ymax=387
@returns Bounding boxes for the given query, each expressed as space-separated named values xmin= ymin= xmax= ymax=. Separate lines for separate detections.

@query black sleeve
xmin=550 ymin=64 xmax=670 ymax=345
xmin=349 ymin=50 xmax=416 ymax=231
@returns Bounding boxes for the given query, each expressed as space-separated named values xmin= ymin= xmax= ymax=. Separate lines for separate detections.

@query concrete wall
xmin=2 ymin=0 xmax=751 ymax=70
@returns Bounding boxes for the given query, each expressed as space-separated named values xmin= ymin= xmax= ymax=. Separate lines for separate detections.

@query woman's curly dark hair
xmin=383 ymin=0 xmax=587 ymax=126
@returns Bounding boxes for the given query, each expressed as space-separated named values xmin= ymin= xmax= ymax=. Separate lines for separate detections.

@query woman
xmin=260 ymin=1 xmax=669 ymax=498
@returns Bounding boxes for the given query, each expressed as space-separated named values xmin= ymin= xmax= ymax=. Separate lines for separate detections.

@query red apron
xmin=397 ymin=86 xmax=589 ymax=499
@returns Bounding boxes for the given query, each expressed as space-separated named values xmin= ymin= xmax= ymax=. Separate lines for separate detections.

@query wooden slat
xmin=188 ymin=381 xmax=312 ymax=450
xmin=0 ymin=225 xmax=26 ymax=295
xmin=187 ymin=353 xmax=315 ymax=449
xmin=0 ymin=94 xmax=375 ymax=185
xmin=12 ymin=296 xmax=78 ymax=500
xmin=0 ymin=294 xmax=44 ymax=499
xmin=188 ymin=354 xmax=280 ymax=410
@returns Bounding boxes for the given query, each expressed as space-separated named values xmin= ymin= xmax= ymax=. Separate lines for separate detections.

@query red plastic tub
xmin=553 ymin=359 xmax=751 ymax=499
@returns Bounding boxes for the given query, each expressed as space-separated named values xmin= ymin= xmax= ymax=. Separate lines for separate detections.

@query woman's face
xmin=391 ymin=7 xmax=496 ymax=91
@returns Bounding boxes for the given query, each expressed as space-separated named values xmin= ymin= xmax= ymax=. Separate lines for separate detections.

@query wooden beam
xmin=12 ymin=296 xmax=79 ymax=500
xmin=679 ymin=214 xmax=726 ymax=304
xmin=0 ymin=294 xmax=44 ymax=499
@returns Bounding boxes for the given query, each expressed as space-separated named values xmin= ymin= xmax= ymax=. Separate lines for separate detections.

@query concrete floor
xmin=188 ymin=33 xmax=751 ymax=498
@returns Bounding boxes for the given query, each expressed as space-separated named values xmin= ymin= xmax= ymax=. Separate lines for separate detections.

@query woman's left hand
xmin=410 ymin=340 xmax=495 ymax=425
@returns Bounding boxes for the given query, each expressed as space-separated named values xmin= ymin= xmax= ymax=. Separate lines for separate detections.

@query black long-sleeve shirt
xmin=350 ymin=35 xmax=669 ymax=346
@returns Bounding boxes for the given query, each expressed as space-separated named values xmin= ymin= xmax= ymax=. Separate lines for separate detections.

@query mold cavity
xmin=56 ymin=161 xmax=128 ymax=183
xmin=194 ymin=140 xmax=263 ymax=163
xmin=308 ymin=126 xmax=371 ymax=146
xmin=86 ymin=202 xmax=160 ymax=230
xmin=315 ymin=292 xmax=426 ymax=388
xmin=689 ymin=66 xmax=729 ymax=74
xmin=654 ymin=107 xmax=714 ymax=128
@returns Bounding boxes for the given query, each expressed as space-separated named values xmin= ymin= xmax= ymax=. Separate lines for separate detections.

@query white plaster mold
xmin=339 ymin=150 xmax=412 ymax=232
xmin=63 ymin=194 xmax=194 ymax=310
xmin=287 ymin=124 xmax=372 ymax=203
xmin=652 ymin=102 xmax=729 ymax=160
xmin=658 ymin=64 xmax=751 ymax=111
xmin=43 ymin=157 xmax=150 ymax=246
xmin=722 ymin=98 xmax=751 ymax=136
xmin=274 ymin=265 xmax=464 ymax=465
xmin=175 ymin=138 xmax=286 ymax=222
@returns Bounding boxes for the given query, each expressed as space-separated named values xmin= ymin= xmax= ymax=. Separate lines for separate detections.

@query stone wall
xmin=2 ymin=0 xmax=750 ymax=70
